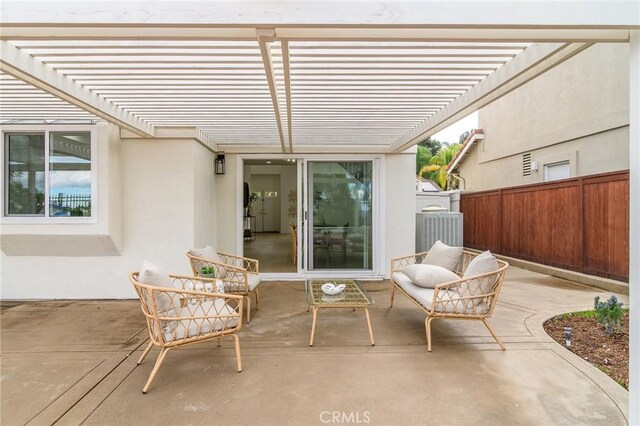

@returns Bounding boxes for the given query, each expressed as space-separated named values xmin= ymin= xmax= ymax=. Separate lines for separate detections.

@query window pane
xmin=6 ymin=134 xmax=45 ymax=215
xmin=48 ymin=132 xmax=92 ymax=217
xmin=544 ymin=161 xmax=571 ymax=182
xmin=310 ymin=161 xmax=373 ymax=270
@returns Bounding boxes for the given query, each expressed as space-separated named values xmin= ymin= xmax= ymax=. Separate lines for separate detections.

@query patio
xmin=1 ymin=267 xmax=629 ymax=425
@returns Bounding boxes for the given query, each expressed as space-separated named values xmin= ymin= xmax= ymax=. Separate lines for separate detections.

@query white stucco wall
xmin=215 ymin=153 xmax=239 ymax=254
xmin=457 ymin=43 xmax=630 ymax=190
xmin=193 ymin=142 xmax=217 ymax=248
xmin=0 ymin=124 xmax=217 ymax=299
xmin=384 ymin=152 xmax=416 ymax=275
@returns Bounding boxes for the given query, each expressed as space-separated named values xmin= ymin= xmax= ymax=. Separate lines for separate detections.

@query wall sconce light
xmin=215 ymin=153 xmax=225 ymax=175
xmin=530 ymin=161 xmax=540 ymax=172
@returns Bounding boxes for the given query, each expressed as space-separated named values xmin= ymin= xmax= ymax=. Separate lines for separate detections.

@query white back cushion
xmin=402 ymin=264 xmax=460 ymax=288
xmin=189 ymin=246 xmax=227 ymax=276
xmin=463 ymin=250 xmax=499 ymax=297
xmin=463 ymin=250 xmax=498 ymax=279
xmin=422 ymin=240 xmax=463 ymax=271
xmin=138 ymin=260 xmax=178 ymax=312
xmin=189 ymin=245 xmax=222 ymax=263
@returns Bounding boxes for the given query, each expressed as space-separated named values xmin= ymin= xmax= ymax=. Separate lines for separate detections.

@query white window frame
xmin=1 ymin=125 xmax=98 ymax=224
xmin=237 ymin=153 xmax=385 ymax=280
xmin=543 ymin=160 xmax=571 ymax=182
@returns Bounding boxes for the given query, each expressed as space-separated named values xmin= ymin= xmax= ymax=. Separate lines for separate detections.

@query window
xmin=4 ymin=130 xmax=94 ymax=220
xmin=544 ymin=160 xmax=571 ymax=182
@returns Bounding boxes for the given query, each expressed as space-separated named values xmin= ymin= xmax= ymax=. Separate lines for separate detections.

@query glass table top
xmin=306 ymin=280 xmax=374 ymax=306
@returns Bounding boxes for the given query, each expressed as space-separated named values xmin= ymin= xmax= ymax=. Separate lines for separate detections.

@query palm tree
xmin=417 ymin=144 xmax=462 ymax=190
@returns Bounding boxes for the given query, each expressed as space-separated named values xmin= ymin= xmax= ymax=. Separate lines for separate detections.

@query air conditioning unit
xmin=416 ymin=212 xmax=463 ymax=252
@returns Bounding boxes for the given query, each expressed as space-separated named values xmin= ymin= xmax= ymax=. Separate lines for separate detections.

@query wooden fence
xmin=460 ymin=170 xmax=629 ymax=282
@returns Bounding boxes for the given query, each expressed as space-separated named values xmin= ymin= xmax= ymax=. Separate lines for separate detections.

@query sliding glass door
xmin=306 ymin=161 xmax=373 ymax=271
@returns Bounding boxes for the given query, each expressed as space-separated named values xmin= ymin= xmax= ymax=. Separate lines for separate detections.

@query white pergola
xmin=0 ymin=1 xmax=638 ymax=421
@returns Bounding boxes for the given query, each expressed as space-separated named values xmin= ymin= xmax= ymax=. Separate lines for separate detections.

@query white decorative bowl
xmin=321 ymin=282 xmax=346 ymax=295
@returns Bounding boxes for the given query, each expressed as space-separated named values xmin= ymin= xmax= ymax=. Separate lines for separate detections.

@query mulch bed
xmin=544 ymin=311 xmax=629 ymax=389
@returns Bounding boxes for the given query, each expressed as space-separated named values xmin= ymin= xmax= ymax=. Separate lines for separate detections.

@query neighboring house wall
xmin=0 ymin=124 xmax=218 ymax=299
xmin=456 ymin=43 xmax=630 ymax=190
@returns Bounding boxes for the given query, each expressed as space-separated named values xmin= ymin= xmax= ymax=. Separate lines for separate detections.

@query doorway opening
xmin=243 ymin=159 xmax=298 ymax=273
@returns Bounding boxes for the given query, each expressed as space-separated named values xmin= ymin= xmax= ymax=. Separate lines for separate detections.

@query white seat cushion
xmin=392 ymin=272 xmax=436 ymax=309
xmin=392 ymin=272 xmax=484 ymax=314
xmin=222 ymin=273 xmax=260 ymax=293
xmin=422 ymin=241 xmax=463 ymax=271
xmin=163 ymin=298 xmax=239 ymax=342
xmin=402 ymin=264 xmax=460 ymax=288
xmin=247 ymin=273 xmax=261 ymax=291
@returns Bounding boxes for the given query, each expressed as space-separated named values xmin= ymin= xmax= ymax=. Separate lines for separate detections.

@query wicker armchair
xmin=187 ymin=250 xmax=260 ymax=323
xmin=390 ymin=250 xmax=508 ymax=351
xmin=130 ymin=273 xmax=243 ymax=394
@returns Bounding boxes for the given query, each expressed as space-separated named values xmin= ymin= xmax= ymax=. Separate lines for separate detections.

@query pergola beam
xmin=257 ymin=29 xmax=287 ymax=153
xmin=2 ymin=1 xmax=638 ymax=28
xmin=281 ymin=41 xmax=293 ymax=152
xmin=0 ymin=41 xmax=155 ymax=137
xmin=390 ymin=42 xmax=591 ymax=152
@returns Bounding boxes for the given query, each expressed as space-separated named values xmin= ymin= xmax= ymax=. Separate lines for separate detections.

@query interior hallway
xmin=244 ymin=232 xmax=296 ymax=273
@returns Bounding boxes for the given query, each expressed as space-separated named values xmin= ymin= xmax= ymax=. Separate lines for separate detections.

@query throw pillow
xmin=422 ymin=240 xmax=463 ymax=271
xmin=189 ymin=246 xmax=226 ymax=277
xmin=189 ymin=245 xmax=222 ymax=263
xmin=462 ymin=250 xmax=499 ymax=297
xmin=402 ymin=264 xmax=460 ymax=288
xmin=138 ymin=260 xmax=179 ymax=313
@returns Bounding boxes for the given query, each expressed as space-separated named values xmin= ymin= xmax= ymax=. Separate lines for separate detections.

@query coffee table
xmin=306 ymin=279 xmax=375 ymax=347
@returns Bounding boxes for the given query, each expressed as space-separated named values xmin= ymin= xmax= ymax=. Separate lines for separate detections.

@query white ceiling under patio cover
xmin=0 ymin=1 xmax=637 ymax=153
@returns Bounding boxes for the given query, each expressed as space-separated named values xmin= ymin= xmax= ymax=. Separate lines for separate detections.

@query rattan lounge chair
xmin=130 ymin=272 xmax=243 ymax=394
xmin=390 ymin=250 xmax=509 ymax=351
xmin=187 ymin=248 xmax=260 ymax=322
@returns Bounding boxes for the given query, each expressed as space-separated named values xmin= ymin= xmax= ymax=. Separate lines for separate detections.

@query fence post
xmin=497 ymin=189 xmax=503 ymax=254
xmin=578 ymin=177 xmax=586 ymax=271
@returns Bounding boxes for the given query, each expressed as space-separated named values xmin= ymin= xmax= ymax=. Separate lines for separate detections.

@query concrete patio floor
xmin=0 ymin=267 xmax=630 ymax=425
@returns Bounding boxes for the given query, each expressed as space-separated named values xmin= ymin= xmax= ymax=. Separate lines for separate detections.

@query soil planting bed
xmin=544 ymin=311 xmax=629 ymax=389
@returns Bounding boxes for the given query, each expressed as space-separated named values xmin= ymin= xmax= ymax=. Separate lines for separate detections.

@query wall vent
xmin=416 ymin=212 xmax=463 ymax=252
xmin=522 ymin=153 xmax=532 ymax=176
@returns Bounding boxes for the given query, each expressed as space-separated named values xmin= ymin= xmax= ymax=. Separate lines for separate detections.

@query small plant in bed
xmin=543 ymin=295 xmax=629 ymax=389
xmin=594 ymin=295 xmax=624 ymax=334
xmin=200 ymin=266 xmax=216 ymax=278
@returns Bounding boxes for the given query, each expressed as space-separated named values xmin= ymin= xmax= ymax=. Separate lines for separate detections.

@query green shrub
xmin=594 ymin=295 xmax=624 ymax=334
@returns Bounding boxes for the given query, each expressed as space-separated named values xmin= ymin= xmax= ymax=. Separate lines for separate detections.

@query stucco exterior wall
xmin=457 ymin=43 xmax=630 ymax=190
xmin=193 ymin=142 xmax=217 ymax=249
xmin=384 ymin=152 xmax=416 ymax=276
xmin=215 ymin=153 xmax=239 ymax=254
xmin=1 ymin=125 xmax=217 ymax=299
